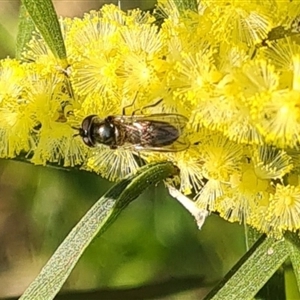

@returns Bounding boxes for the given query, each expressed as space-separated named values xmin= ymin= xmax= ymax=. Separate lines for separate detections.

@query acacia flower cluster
xmin=1 ymin=0 xmax=300 ymax=236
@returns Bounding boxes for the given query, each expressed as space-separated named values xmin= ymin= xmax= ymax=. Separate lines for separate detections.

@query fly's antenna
xmin=71 ymin=125 xmax=82 ymax=138
xmin=71 ymin=125 xmax=80 ymax=130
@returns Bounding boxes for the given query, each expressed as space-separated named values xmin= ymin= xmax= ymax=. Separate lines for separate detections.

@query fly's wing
xmin=117 ymin=114 xmax=190 ymax=152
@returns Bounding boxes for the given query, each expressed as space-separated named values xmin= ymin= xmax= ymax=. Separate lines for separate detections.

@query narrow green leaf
xmin=21 ymin=0 xmax=68 ymax=67
xmin=256 ymin=269 xmax=285 ymax=300
xmin=173 ymin=0 xmax=198 ymax=13
xmin=246 ymin=228 xmax=285 ymax=300
xmin=20 ymin=161 xmax=178 ymax=300
xmin=285 ymin=232 xmax=300 ymax=292
xmin=245 ymin=226 xmax=262 ymax=250
xmin=285 ymin=268 xmax=300 ymax=300
xmin=204 ymin=235 xmax=289 ymax=300
xmin=16 ymin=4 xmax=36 ymax=60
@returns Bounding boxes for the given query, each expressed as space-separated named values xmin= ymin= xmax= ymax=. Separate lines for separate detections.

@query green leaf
xmin=204 ymin=235 xmax=289 ymax=300
xmin=19 ymin=161 xmax=178 ymax=300
xmin=285 ymin=232 xmax=300 ymax=293
xmin=246 ymin=228 xmax=285 ymax=300
xmin=20 ymin=0 xmax=68 ymax=67
xmin=245 ymin=226 xmax=262 ymax=250
xmin=256 ymin=268 xmax=285 ymax=300
xmin=16 ymin=4 xmax=36 ymax=60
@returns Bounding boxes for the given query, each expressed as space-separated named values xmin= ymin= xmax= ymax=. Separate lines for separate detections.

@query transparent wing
xmin=115 ymin=114 xmax=190 ymax=152
xmin=132 ymin=114 xmax=188 ymax=131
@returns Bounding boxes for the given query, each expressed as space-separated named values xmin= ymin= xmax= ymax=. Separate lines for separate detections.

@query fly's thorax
xmin=92 ymin=116 xmax=117 ymax=147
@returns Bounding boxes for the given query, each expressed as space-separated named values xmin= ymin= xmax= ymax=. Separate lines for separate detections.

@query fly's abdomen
xmin=148 ymin=121 xmax=179 ymax=146
xmin=126 ymin=120 xmax=180 ymax=147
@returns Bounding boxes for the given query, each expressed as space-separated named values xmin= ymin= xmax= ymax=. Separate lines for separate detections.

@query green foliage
xmin=205 ymin=235 xmax=289 ymax=300
xmin=16 ymin=4 xmax=36 ymax=59
xmin=21 ymin=0 xmax=68 ymax=66
xmin=20 ymin=162 xmax=178 ymax=299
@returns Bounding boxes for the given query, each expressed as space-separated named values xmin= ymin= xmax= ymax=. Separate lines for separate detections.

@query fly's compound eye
xmin=78 ymin=115 xmax=98 ymax=147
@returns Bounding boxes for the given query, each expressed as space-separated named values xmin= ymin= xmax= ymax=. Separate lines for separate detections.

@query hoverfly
xmin=77 ymin=101 xmax=189 ymax=152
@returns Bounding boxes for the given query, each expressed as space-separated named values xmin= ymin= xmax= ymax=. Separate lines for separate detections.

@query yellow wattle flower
xmin=2 ymin=0 xmax=300 ymax=236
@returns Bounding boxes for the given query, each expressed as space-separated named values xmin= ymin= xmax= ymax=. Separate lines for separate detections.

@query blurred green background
xmin=0 ymin=1 xmax=246 ymax=299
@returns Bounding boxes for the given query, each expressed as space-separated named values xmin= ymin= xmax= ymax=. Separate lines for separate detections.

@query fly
xmin=76 ymin=99 xmax=190 ymax=152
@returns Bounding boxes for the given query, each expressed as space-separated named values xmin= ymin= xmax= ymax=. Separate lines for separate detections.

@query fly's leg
xmin=132 ymin=98 xmax=163 ymax=116
xmin=122 ymin=98 xmax=136 ymax=116
xmin=135 ymin=151 xmax=145 ymax=167
xmin=122 ymin=92 xmax=138 ymax=115
xmin=122 ymin=94 xmax=164 ymax=120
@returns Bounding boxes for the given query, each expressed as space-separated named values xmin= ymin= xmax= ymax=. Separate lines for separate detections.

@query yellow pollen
xmin=196 ymin=76 xmax=203 ymax=87
xmin=141 ymin=67 xmax=150 ymax=79
xmin=284 ymin=195 xmax=293 ymax=206
xmin=241 ymin=169 xmax=257 ymax=190
xmin=279 ymin=105 xmax=289 ymax=115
